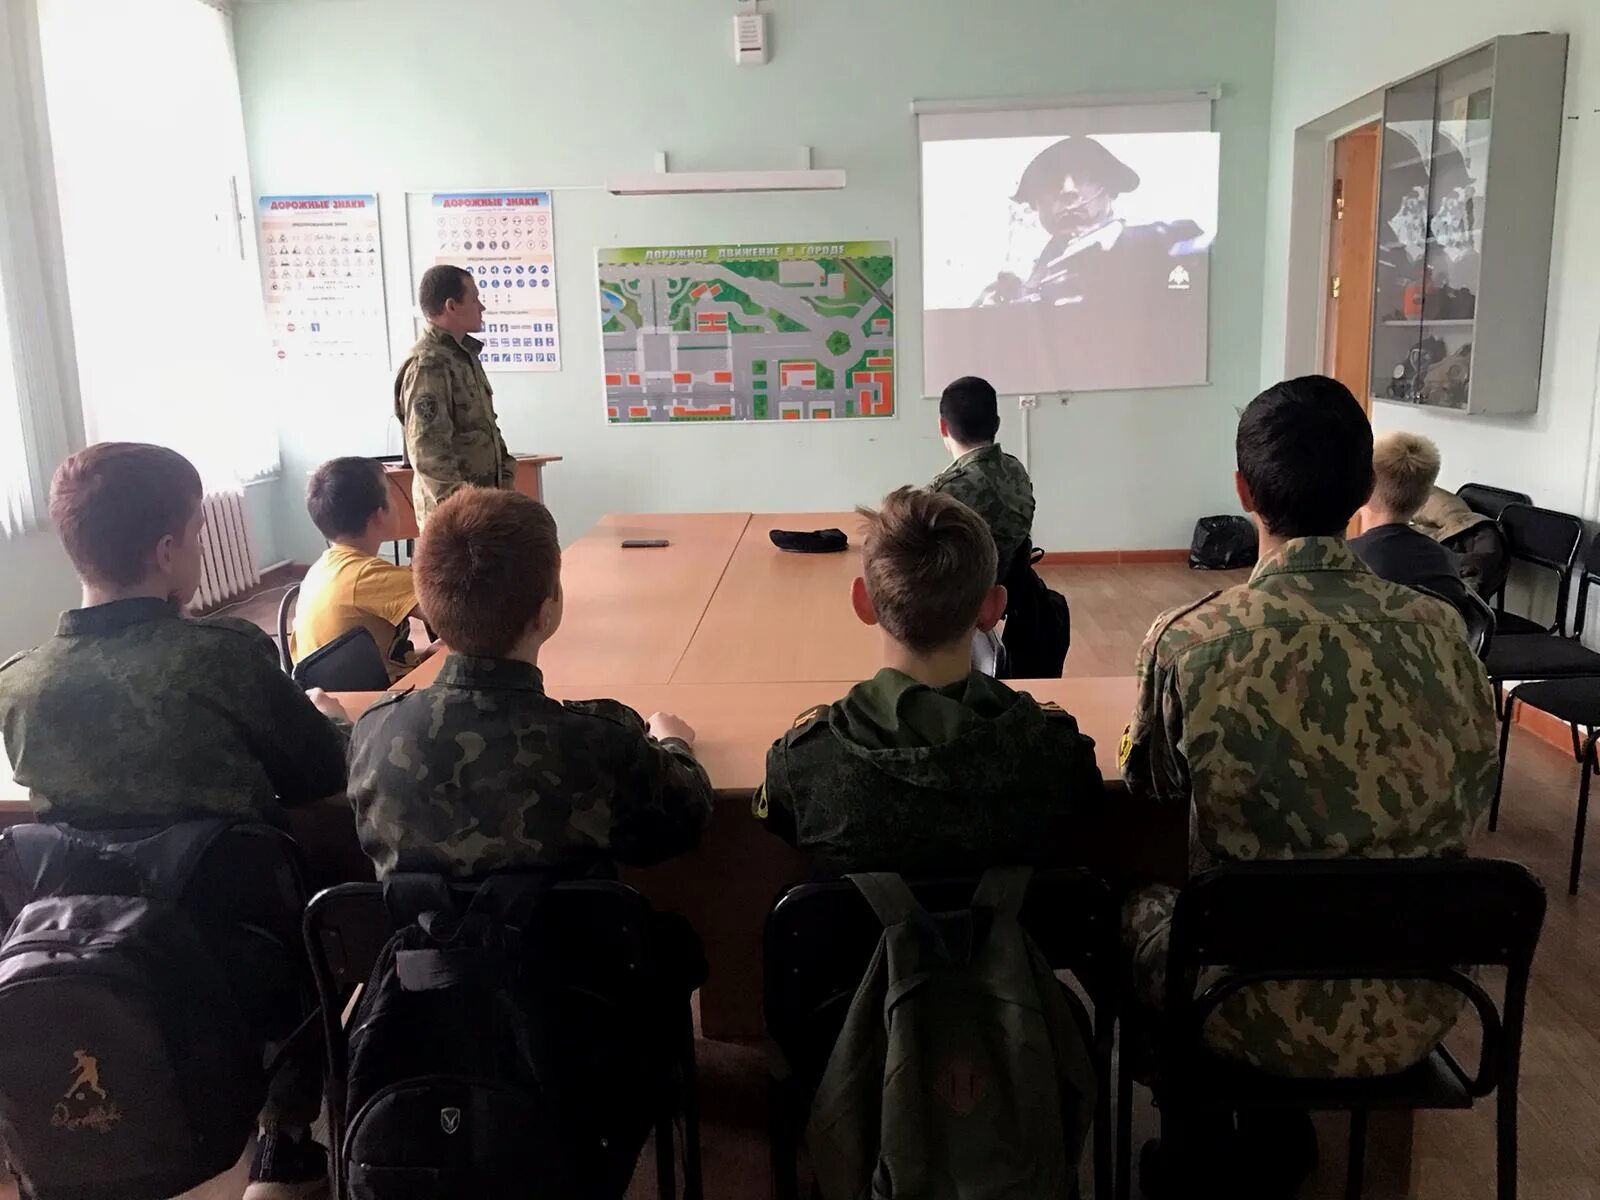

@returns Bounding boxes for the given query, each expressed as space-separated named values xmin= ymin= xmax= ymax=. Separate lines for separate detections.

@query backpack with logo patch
xmin=806 ymin=868 xmax=1097 ymax=1200
xmin=337 ymin=874 xmax=577 ymax=1200
xmin=0 ymin=820 xmax=308 ymax=1200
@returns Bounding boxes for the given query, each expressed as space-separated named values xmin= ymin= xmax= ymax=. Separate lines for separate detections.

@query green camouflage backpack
xmin=806 ymin=868 xmax=1097 ymax=1199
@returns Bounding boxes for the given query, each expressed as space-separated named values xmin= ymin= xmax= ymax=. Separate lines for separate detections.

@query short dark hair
xmin=418 ymin=265 xmax=474 ymax=317
xmin=939 ymin=376 xmax=1000 ymax=445
xmin=857 ymin=486 xmax=997 ymax=654
xmin=50 ymin=442 xmax=203 ymax=587
xmin=1237 ymin=375 xmax=1374 ymax=538
xmin=414 ymin=489 xmax=560 ymax=657
xmin=306 ymin=456 xmax=389 ymax=541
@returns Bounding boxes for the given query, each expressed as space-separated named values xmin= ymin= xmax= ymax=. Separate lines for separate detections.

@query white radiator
xmin=194 ymin=490 xmax=260 ymax=610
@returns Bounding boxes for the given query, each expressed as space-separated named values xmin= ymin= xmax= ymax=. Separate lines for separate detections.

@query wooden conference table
xmin=357 ymin=511 xmax=1177 ymax=1041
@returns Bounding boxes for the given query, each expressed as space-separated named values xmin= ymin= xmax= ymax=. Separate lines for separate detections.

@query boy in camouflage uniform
xmin=348 ymin=488 xmax=714 ymax=880
xmin=754 ymin=486 xmax=1102 ymax=874
xmin=928 ymin=375 xmax=1036 ymax=580
xmin=393 ymin=265 xmax=515 ymax=529
xmin=1122 ymin=376 xmax=1497 ymax=1186
xmin=0 ymin=443 xmax=350 ymax=1200
xmin=347 ymin=488 xmax=714 ymax=1198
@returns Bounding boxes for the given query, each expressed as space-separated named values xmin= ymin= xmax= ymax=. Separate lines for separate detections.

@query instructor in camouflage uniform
xmin=1122 ymin=375 xmax=1497 ymax=1081
xmin=393 ymin=265 xmax=515 ymax=530
xmin=928 ymin=375 xmax=1036 ymax=579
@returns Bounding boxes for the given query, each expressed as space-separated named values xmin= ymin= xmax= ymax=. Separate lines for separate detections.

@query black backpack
xmin=999 ymin=544 xmax=1071 ymax=679
xmin=1188 ymin=515 xmax=1259 ymax=570
xmin=0 ymin=821 xmax=308 ymax=1200
xmin=339 ymin=874 xmax=578 ymax=1200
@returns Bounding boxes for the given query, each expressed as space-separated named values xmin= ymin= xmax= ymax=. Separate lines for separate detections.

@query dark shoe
xmin=244 ymin=1127 xmax=329 ymax=1200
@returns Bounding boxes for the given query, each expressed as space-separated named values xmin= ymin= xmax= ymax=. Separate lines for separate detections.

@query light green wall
xmin=0 ymin=481 xmax=283 ymax=658
xmin=1263 ymin=1 xmax=1599 ymax=515
xmin=0 ymin=530 xmax=78 ymax=657
xmin=235 ymin=0 xmax=1276 ymax=561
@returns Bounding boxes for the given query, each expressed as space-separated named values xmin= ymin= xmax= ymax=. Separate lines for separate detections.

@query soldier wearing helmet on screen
xmin=975 ymin=135 xmax=1211 ymax=311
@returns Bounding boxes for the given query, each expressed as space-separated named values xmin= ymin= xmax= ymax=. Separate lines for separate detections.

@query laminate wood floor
xmin=1042 ymin=560 xmax=1251 ymax=677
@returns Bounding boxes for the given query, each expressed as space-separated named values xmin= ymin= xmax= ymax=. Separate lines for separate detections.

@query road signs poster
xmin=258 ymin=194 xmax=387 ymax=362
xmin=427 ymin=191 xmax=560 ymax=373
xmin=598 ymin=241 xmax=895 ymax=423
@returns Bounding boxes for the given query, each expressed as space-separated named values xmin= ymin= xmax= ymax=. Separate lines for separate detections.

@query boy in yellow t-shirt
xmin=291 ymin=457 xmax=430 ymax=681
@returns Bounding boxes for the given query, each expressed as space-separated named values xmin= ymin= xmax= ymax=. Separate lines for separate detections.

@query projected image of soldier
xmin=976 ymin=135 xmax=1210 ymax=310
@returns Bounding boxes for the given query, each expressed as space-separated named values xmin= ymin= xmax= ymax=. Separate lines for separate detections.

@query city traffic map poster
xmin=598 ymin=241 xmax=895 ymax=423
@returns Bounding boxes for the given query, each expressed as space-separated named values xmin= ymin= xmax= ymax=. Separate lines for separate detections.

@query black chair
xmin=1445 ymin=485 xmax=1524 ymax=605
xmin=763 ymin=870 xmax=1117 ymax=1200
xmin=1119 ymin=859 xmax=1545 ymax=1200
xmin=1499 ymin=677 xmax=1600 ymax=895
xmin=1456 ymin=483 xmax=1532 ymax=523
xmin=291 ymin=626 xmax=391 ymax=692
xmin=1488 ymin=504 xmax=1583 ymax=638
xmin=304 ymin=879 xmax=702 ymax=1200
xmin=276 ymin=582 xmax=300 ymax=674
xmin=1486 ymin=524 xmax=1600 ymax=840
xmin=1461 ymin=587 xmax=1497 ymax=661
xmin=1413 ymin=584 xmax=1495 ymax=662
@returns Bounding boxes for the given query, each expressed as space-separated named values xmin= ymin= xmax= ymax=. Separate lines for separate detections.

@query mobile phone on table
xmin=621 ymin=538 xmax=670 ymax=548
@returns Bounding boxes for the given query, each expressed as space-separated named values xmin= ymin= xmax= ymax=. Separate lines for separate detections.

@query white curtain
xmin=0 ymin=0 xmax=83 ymax=539
xmin=37 ymin=0 xmax=278 ymax=489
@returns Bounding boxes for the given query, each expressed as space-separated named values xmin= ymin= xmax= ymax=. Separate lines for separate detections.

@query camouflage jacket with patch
xmin=0 ymin=597 xmax=350 ymax=825
xmin=754 ymin=668 xmax=1104 ymax=876
xmin=348 ymin=654 xmax=715 ymax=878
xmin=928 ymin=443 xmax=1037 ymax=576
xmin=393 ymin=324 xmax=515 ymax=527
xmin=1121 ymin=536 xmax=1498 ymax=1076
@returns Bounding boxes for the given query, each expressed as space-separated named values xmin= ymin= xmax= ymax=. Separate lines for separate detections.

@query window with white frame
xmin=0 ymin=263 xmax=29 ymax=536
xmin=0 ymin=0 xmax=80 ymax=540
xmin=37 ymin=0 xmax=279 ymax=488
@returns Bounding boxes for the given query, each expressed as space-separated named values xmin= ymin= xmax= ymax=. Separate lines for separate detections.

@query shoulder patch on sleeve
xmin=780 ymin=703 xmax=832 ymax=748
xmin=752 ymin=786 xmax=769 ymax=821
xmin=792 ymin=704 xmax=826 ymax=730
xmin=1035 ymin=699 xmax=1083 ymax=730
xmin=1118 ymin=725 xmax=1134 ymax=767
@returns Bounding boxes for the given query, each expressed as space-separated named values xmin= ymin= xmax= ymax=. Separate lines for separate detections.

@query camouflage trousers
xmin=1124 ymin=883 xmax=1463 ymax=1078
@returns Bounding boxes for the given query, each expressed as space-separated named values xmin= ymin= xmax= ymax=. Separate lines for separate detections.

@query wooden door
xmin=1323 ymin=122 xmax=1381 ymax=414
